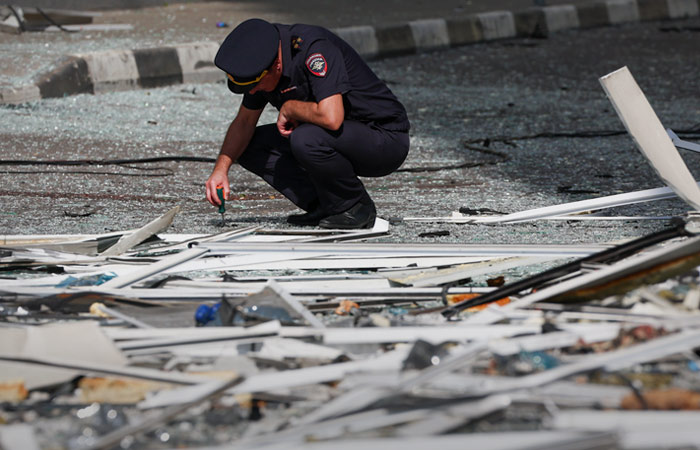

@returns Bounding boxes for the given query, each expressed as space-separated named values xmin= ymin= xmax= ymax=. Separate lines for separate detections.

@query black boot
xmin=319 ymin=199 xmax=376 ymax=229
xmin=287 ymin=207 xmax=327 ymax=226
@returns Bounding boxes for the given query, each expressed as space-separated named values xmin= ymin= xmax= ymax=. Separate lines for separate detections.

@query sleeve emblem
xmin=305 ymin=53 xmax=327 ymax=77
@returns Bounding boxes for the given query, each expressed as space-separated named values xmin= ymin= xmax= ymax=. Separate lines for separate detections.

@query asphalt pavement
xmin=1 ymin=1 xmax=699 ymax=245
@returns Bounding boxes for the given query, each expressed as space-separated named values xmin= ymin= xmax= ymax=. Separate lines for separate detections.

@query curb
xmin=1 ymin=0 xmax=698 ymax=105
xmin=0 ymin=42 xmax=219 ymax=104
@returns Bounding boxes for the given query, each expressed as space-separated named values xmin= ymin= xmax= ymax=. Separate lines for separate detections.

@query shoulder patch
xmin=305 ymin=53 xmax=327 ymax=77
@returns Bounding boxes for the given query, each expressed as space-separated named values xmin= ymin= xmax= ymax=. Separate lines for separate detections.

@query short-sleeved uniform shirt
xmin=227 ymin=23 xmax=410 ymax=132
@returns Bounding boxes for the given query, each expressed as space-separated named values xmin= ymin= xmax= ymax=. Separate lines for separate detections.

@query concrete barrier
xmin=174 ymin=42 xmax=220 ymax=85
xmin=445 ymin=16 xmax=483 ymax=45
xmin=409 ymin=19 xmax=450 ymax=51
xmin=667 ymin=0 xmax=699 ymax=17
xmin=334 ymin=26 xmax=379 ymax=59
xmin=606 ymin=0 xmax=641 ymax=24
xmin=78 ymin=50 xmax=139 ymax=94
xmin=375 ymin=23 xmax=417 ymax=57
xmin=544 ymin=5 xmax=580 ymax=31
xmin=478 ymin=11 xmax=517 ymax=40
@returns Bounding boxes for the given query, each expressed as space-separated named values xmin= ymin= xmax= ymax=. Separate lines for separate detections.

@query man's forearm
xmin=282 ymin=94 xmax=344 ymax=131
xmin=212 ymin=153 xmax=234 ymax=176
xmin=216 ymin=116 xmax=256 ymax=173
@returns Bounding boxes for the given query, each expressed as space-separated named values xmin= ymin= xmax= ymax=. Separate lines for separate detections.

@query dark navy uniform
xmin=217 ymin=21 xmax=410 ymax=219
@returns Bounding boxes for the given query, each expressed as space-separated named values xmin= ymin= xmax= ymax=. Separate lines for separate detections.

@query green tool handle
xmin=216 ymin=185 xmax=226 ymax=214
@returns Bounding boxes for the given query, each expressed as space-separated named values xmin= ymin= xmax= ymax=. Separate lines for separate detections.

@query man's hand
xmin=205 ymin=105 xmax=263 ymax=207
xmin=206 ymin=171 xmax=230 ymax=207
xmin=277 ymin=104 xmax=299 ymax=138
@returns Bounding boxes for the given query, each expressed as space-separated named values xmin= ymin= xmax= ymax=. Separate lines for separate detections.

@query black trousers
xmin=237 ymin=121 xmax=409 ymax=215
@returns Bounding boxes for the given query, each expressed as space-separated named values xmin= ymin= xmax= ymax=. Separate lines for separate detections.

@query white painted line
xmin=409 ymin=19 xmax=450 ymax=51
xmin=599 ymin=66 xmax=700 ymax=210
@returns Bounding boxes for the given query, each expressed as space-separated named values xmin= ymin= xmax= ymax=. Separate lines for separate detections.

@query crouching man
xmin=205 ymin=18 xmax=410 ymax=229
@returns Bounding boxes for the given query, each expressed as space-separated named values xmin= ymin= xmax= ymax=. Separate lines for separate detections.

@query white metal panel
xmin=100 ymin=206 xmax=181 ymax=256
xmin=473 ymin=184 xmax=680 ymax=224
xmin=599 ymin=66 xmax=700 ymax=210
xmin=466 ymin=235 xmax=700 ymax=325
xmin=99 ymin=247 xmax=208 ymax=289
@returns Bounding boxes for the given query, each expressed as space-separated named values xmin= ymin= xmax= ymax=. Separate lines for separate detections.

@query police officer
xmin=205 ymin=18 xmax=410 ymax=229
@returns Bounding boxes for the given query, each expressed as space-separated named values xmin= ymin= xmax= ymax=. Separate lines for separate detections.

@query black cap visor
xmin=226 ymin=58 xmax=274 ymax=94
xmin=227 ymin=76 xmax=257 ymax=94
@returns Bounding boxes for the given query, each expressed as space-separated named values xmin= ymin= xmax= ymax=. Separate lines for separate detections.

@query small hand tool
xmin=216 ymin=185 xmax=226 ymax=226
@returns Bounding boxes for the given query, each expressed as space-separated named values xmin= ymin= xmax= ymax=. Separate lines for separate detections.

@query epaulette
xmin=291 ymin=36 xmax=303 ymax=54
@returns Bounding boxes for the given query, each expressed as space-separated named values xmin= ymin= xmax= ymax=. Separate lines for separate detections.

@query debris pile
xmin=2 ymin=68 xmax=700 ymax=449
xmin=4 ymin=210 xmax=700 ymax=449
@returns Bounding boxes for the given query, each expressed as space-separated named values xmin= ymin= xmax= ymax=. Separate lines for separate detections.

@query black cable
xmin=397 ymin=144 xmax=509 ymax=173
xmin=485 ymin=126 xmax=700 ymax=142
xmin=0 ymin=169 xmax=172 ymax=177
xmin=0 ymin=161 xmax=175 ymax=177
xmin=35 ymin=7 xmax=78 ymax=33
xmin=6 ymin=6 xmax=25 ymax=32
xmin=114 ymin=163 xmax=175 ymax=176
xmin=0 ymin=127 xmax=697 ymax=175
xmin=0 ymin=155 xmax=214 ymax=166
xmin=616 ymin=373 xmax=649 ymax=410
xmin=482 ymin=129 xmax=626 ymax=142
xmin=0 ymin=156 xmax=207 ymax=178
xmin=395 ymin=127 xmax=700 ymax=173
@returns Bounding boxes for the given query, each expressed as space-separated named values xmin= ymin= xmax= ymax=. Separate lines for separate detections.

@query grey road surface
xmin=1 ymin=17 xmax=699 ymax=245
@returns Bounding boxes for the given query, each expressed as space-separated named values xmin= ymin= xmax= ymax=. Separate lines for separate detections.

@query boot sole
xmin=318 ymin=215 xmax=376 ymax=230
